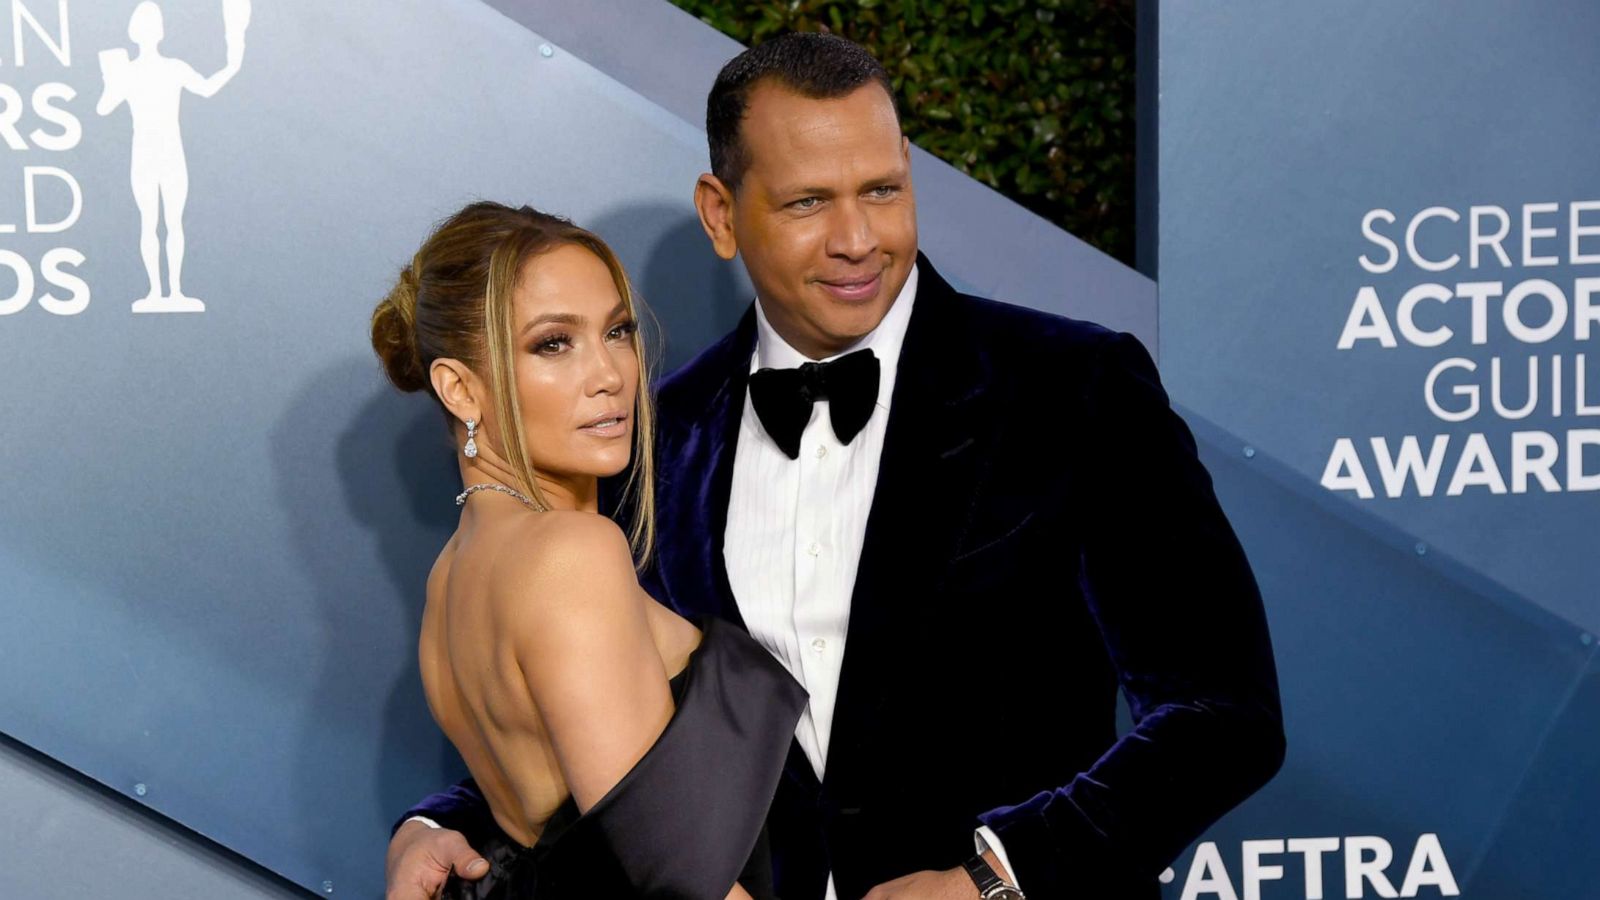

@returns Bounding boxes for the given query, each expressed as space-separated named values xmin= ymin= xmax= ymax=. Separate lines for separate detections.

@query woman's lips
xmin=578 ymin=412 xmax=629 ymax=438
xmin=817 ymin=271 xmax=882 ymax=302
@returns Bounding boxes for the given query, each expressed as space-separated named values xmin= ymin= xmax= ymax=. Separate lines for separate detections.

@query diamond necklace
xmin=455 ymin=482 xmax=546 ymax=511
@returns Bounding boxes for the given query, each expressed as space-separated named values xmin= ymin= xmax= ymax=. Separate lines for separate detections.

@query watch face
xmin=986 ymin=889 xmax=1024 ymax=900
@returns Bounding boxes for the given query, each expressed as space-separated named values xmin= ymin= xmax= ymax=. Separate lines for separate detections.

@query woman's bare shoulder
xmin=487 ymin=510 xmax=632 ymax=583
xmin=481 ymin=510 xmax=642 ymax=637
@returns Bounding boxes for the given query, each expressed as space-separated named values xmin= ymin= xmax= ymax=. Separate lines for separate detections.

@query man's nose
xmin=826 ymin=199 xmax=877 ymax=261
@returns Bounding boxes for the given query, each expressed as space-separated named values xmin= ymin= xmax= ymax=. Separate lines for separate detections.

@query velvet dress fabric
xmin=402 ymin=254 xmax=1285 ymax=899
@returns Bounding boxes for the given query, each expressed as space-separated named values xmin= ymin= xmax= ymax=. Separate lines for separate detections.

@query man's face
xmin=728 ymin=81 xmax=917 ymax=360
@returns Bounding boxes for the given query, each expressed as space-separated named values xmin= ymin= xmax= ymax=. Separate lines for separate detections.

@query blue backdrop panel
xmin=0 ymin=1 xmax=1153 ymax=897
xmin=1166 ymin=414 xmax=1594 ymax=898
xmin=1158 ymin=2 xmax=1599 ymax=628
xmin=1156 ymin=3 xmax=1598 ymax=897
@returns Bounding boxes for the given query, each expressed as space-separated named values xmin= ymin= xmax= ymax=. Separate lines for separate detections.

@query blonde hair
xmin=371 ymin=201 xmax=656 ymax=565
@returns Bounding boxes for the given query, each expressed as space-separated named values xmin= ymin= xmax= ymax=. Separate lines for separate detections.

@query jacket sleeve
xmin=977 ymin=330 xmax=1286 ymax=896
xmin=390 ymin=778 xmax=499 ymax=851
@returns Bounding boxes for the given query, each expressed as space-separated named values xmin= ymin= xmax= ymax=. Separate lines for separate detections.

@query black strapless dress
xmin=440 ymin=617 xmax=808 ymax=899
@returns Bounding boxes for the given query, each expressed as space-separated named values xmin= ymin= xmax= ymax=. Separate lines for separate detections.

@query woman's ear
xmin=694 ymin=173 xmax=739 ymax=261
xmin=430 ymin=358 xmax=481 ymax=426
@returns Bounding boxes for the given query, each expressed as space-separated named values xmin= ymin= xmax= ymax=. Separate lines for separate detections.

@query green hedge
xmin=669 ymin=0 xmax=1136 ymax=264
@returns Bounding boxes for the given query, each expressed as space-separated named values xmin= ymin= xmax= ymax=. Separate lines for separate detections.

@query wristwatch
xmin=962 ymin=853 xmax=1026 ymax=899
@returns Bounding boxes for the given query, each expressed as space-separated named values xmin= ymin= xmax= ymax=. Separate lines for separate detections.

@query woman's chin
xmin=588 ymin=446 xmax=634 ymax=479
xmin=597 ymin=459 xmax=632 ymax=479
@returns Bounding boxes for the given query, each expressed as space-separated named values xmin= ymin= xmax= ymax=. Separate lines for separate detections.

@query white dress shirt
xmin=724 ymin=265 xmax=1021 ymax=898
xmin=724 ymin=265 xmax=917 ymax=781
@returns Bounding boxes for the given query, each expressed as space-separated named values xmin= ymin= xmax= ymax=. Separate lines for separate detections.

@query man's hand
xmin=861 ymin=866 xmax=978 ymax=900
xmin=864 ymin=848 xmax=1017 ymax=900
xmin=384 ymin=819 xmax=489 ymax=900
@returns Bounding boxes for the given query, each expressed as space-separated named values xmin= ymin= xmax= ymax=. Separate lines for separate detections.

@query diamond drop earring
xmin=464 ymin=418 xmax=479 ymax=459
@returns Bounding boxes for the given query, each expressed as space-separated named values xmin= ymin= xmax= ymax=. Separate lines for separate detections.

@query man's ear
xmin=694 ymin=173 xmax=739 ymax=261
xmin=430 ymin=358 xmax=481 ymax=427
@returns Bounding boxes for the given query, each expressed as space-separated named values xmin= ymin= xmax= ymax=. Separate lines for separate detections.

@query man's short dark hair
xmin=706 ymin=32 xmax=897 ymax=191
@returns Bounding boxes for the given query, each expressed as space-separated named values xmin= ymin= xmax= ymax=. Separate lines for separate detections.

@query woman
xmin=370 ymin=201 xmax=806 ymax=899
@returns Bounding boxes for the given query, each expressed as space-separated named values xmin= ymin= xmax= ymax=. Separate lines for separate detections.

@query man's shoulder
xmin=947 ymin=288 xmax=1113 ymax=337
xmin=654 ymin=323 xmax=748 ymax=422
xmin=945 ymin=289 xmax=1127 ymax=380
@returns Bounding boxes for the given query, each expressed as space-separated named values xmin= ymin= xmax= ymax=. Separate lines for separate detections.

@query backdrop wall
xmin=1156 ymin=3 xmax=1599 ymax=897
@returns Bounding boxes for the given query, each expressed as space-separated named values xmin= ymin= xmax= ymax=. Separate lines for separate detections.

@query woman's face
xmin=502 ymin=243 xmax=639 ymax=487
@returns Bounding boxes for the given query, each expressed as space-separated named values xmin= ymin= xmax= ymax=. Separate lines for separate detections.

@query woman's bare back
xmin=418 ymin=505 xmax=701 ymax=847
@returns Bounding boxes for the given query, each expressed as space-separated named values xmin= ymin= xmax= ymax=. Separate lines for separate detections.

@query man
xmin=388 ymin=33 xmax=1283 ymax=900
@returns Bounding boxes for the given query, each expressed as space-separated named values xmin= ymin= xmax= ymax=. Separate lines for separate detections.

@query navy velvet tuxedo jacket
xmin=403 ymin=253 xmax=1285 ymax=899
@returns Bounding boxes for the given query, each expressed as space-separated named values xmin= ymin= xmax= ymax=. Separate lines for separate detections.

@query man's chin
xmin=823 ymin=298 xmax=893 ymax=336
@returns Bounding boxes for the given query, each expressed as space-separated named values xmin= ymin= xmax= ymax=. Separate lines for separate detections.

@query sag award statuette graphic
xmin=96 ymin=0 xmax=251 ymax=314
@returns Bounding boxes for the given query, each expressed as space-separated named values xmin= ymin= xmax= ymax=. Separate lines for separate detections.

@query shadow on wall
xmin=587 ymin=202 xmax=750 ymax=374
xmin=271 ymin=358 xmax=464 ymax=878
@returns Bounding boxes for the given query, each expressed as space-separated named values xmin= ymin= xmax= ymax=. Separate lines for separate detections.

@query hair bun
xmin=371 ymin=263 xmax=428 ymax=393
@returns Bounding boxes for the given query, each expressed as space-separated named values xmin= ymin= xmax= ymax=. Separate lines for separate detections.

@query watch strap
xmin=962 ymin=853 xmax=1005 ymax=895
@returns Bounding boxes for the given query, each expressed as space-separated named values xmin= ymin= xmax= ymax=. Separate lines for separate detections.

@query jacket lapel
xmin=824 ymin=254 xmax=992 ymax=778
xmin=652 ymin=306 xmax=756 ymax=632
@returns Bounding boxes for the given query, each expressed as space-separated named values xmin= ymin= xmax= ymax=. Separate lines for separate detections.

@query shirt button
xmin=815 ymin=444 xmax=828 ymax=459
xmin=811 ymin=638 xmax=827 ymax=653
xmin=807 ymin=542 xmax=821 ymax=557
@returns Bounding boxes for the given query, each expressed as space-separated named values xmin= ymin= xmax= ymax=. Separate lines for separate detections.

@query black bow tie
xmin=748 ymin=348 xmax=880 ymax=460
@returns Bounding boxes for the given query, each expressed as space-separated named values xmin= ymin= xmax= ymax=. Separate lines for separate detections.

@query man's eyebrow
xmin=776 ymin=185 xmax=838 ymax=197
xmin=776 ymin=170 xmax=908 ymax=197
